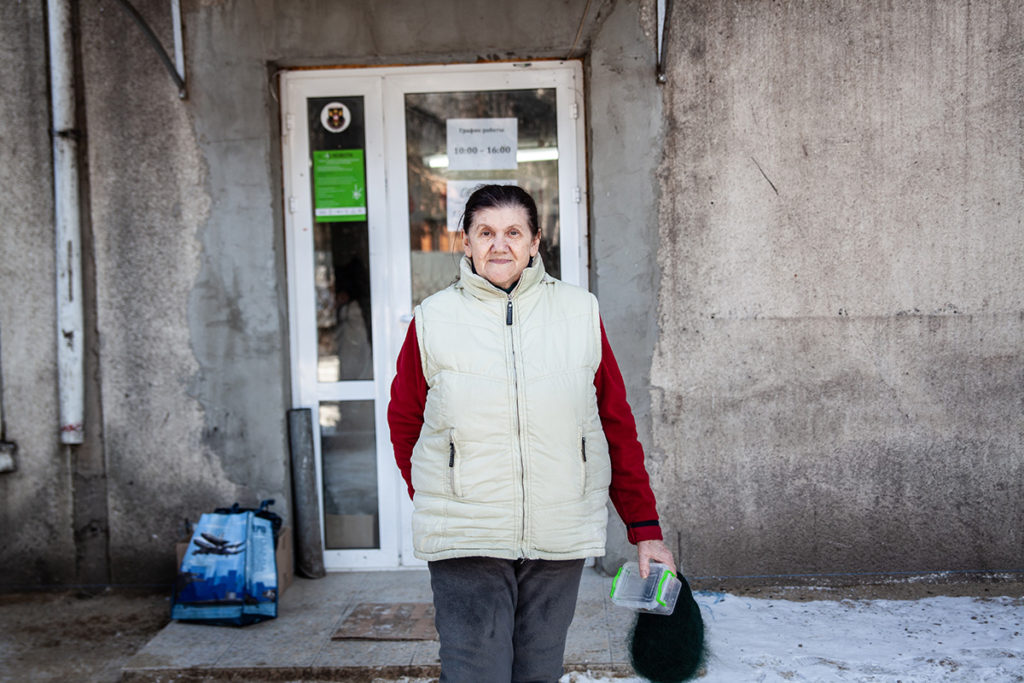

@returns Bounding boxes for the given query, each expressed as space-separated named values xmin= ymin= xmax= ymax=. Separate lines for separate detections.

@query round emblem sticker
xmin=320 ymin=102 xmax=352 ymax=133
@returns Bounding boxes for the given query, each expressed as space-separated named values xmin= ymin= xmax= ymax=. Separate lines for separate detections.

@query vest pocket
xmin=578 ymin=426 xmax=587 ymax=495
xmin=448 ymin=429 xmax=463 ymax=498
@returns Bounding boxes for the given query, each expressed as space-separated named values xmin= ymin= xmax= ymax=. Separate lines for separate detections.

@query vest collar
xmin=457 ymin=254 xmax=546 ymax=301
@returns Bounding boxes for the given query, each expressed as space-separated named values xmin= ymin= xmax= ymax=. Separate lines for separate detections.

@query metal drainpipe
xmin=48 ymin=0 xmax=84 ymax=444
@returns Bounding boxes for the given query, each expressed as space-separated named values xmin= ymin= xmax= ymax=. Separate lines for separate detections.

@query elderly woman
xmin=388 ymin=184 xmax=674 ymax=683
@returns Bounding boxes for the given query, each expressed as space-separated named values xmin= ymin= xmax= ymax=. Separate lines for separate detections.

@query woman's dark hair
xmin=460 ymin=184 xmax=540 ymax=238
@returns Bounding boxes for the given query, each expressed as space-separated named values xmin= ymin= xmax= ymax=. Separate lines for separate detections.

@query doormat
xmin=332 ymin=602 xmax=438 ymax=641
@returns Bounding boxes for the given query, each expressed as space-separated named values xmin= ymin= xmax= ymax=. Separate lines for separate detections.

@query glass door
xmin=282 ymin=62 xmax=587 ymax=569
xmin=282 ymin=73 xmax=398 ymax=569
xmin=401 ymin=89 xmax=562 ymax=301
xmin=384 ymin=64 xmax=588 ymax=308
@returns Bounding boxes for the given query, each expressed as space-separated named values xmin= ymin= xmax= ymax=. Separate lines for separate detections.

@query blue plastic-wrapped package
xmin=172 ymin=502 xmax=278 ymax=625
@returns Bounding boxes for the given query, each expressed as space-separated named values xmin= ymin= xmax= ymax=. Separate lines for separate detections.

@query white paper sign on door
xmin=446 ymin=179 xmax=517 ymax=232
xmin=446 ymin=118 xmax=518 ymax=171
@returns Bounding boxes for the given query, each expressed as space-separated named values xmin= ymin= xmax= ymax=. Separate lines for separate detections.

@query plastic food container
xmin=609 ymin=561 xmax=682 ymax=615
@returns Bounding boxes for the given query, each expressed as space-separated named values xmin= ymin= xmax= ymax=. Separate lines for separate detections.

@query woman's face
xmin=463 ymin=205 xmax=540 ymax=290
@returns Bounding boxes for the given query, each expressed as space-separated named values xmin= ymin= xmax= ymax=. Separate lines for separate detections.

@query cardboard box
xmin=176 ymin=525 xmax=294 ymax=595
xmin=275 ymin=525 xmax=294 ymax=593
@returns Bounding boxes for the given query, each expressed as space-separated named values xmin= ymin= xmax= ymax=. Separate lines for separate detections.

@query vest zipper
xmin=448 ymin=429 xmax=461 ymax=497
xmin=579 ymin=428 xmax=587 ymax=494
xmin=508 ymin=291 xmax=527 ymax=555
xmin=449 ymin=439 xmax=455 ymax=494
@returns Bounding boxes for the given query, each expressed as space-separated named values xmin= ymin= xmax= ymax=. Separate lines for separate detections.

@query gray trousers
xmin=428 ymin=556 xmax=586 ymax=683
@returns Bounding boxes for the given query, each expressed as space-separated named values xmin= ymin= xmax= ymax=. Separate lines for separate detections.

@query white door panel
xmin=281 ymin=62 xmax=587 ymax=569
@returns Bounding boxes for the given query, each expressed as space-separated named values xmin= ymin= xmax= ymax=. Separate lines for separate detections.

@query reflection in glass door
xmin=305 ymin=95 xmax=381 ymax=553
xmin=404 ymin=89 xmax=562 ymax=306
xmin=283 ymin=63 xmax=586 ymax=569
xmin=319 ymin=400 xmax=378 ymax=549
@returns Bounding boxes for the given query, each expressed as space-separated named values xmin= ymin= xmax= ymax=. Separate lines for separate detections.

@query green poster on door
xmin=312 ymin=149 xmax=367 ymax=222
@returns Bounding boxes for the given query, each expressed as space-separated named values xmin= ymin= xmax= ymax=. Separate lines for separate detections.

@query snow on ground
xmin=561 ymin=591 xmax=1024 ymax=682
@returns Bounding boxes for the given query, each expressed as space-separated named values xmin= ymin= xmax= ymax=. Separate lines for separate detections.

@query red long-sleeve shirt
xmin=387 ymin=319 xmax=663 ymax=544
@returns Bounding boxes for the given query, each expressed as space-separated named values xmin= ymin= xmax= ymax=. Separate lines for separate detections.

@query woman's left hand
xmin=636 ymin=539 xmax=676 ymax=578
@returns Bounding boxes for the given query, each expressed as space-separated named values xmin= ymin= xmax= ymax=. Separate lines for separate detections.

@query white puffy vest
xmin=410 ymin=256 xmax=611 ymax=561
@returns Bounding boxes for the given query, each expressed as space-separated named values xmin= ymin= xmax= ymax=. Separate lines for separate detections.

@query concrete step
xmin=121 ymin=569 xmax=635 ymax=682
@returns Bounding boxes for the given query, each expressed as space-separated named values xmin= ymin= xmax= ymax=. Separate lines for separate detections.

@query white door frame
xmin=281 ymin=61 xmax=588 ymax=570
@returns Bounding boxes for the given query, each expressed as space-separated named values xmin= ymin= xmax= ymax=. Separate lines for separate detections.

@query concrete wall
xmin=0 ymin=0 xmax=627 ymax=586
xmin=2 ymin=0 xmax=1019 ymax=586
xmin=0 ymin=0 xmax=76 ymax=586
xmin=77 ymin=0 xmax=252 ymax=584
xmin=652 ymin=0 xmax=1024 ymax=577
xmin=587 ymin=0 xmax=666 ymax=571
